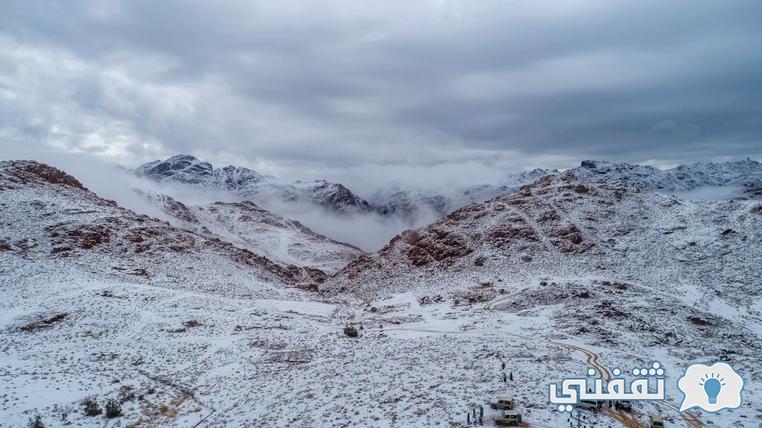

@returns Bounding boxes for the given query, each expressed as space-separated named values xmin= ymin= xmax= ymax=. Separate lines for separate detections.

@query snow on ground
xmin=3 ymin=260 xmax=760 ymax=427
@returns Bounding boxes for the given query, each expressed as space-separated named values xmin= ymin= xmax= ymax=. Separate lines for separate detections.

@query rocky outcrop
xmin=0 ymin=160 xmax=85 ymax=191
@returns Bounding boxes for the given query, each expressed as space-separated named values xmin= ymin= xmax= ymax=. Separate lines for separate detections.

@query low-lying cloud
xmin=260 ymin=198 xmax=439 ymax=252
xmin=0 ymin=147 xmax=431 ymax=251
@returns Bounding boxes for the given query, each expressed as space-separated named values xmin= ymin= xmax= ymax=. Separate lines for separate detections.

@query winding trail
xmin=550 ymin=341 xmax=612 ymax=381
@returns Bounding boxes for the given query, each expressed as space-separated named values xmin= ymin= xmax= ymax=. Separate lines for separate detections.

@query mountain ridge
xmin=135 ymin=155 xmax=762 ymax=227
xmin=135 ymin=154 xmax=373 ymax=215
xmin=328 ymin=172 xmax=762 ymax=299
xmin=1 ymin=160 xmax=327 ymax=294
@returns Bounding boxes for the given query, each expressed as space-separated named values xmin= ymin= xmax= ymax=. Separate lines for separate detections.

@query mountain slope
xmin=0 ymin=161 xmax=326 ymax=295
xmin=142 ymin=192 xmax=364 ymax=273
xmin=331 ymin=173 xmax=762 ymax=300
xmin=325 ymin=173 xmax=762 ymax=409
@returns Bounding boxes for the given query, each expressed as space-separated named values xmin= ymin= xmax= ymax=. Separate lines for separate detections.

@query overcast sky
xmin=1 ymin=0 xmax=761 ymax=184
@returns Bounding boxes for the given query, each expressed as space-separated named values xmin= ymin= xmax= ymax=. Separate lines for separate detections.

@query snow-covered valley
xmin=1 ymin=159 xmax=761 ymax=427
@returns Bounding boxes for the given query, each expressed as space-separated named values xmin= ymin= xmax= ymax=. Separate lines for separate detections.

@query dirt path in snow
xmin=486 ymin=288 xmax=705 ymax=428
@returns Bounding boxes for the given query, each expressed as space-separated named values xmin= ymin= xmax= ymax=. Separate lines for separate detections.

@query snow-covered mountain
xmin=485 ymin=159 xmax=762 ymax=207
xmin=141 ymin=191 xmax=363 ymax=273
xmin=324 ymin=173 xmax=762 ymax=422
xmin=0 ymin=160 xmax=326 ymax=293
xmin=566 ymin=159 xmax=762 ymax=194
xmin=136 ymin=155 xmax=373 ymax=215
xmin=3 ymin=159 xmax=762 ymax=427
xmin=136 ymin=155 xmax=560 ymax=224
xmin=330 ymin=172 xmax=762 ymax=298
xmin=366 ymin=159 xmax=762 ymax=223
xmin=136 ymin=156 xmax=762 ymax=232
xmin=367 ymin=168 xmax=560 ymax=222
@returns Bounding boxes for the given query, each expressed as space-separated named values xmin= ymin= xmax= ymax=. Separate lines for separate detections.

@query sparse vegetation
xmin=158 ymin=404 xmax=178 ymax=418
xmin=81 ymin=397 xmax=102 ymax=416
xmin=344 ymin=324 xmax=359 ymax=338
xmin=184 ymin=319 xmax=202 ymax=328
xmin=105 ymin=399 xmax=123 ymax=418
xmin=417 ymin=294 xmax=443 ymax=305
xmin=27 ymin=415 xmax=45 ymax=428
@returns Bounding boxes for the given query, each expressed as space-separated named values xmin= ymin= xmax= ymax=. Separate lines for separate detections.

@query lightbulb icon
xmin=699 ymin=373 xmax=726 ymax=404
xmin=678 ymin=362 xmax=743 ymax=412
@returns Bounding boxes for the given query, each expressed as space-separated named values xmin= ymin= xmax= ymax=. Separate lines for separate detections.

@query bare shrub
xmin=344 ymin=324 xmax=359 ymax=338
xmin=105 ymin=399 xmax=122 ymax=418
xmin=81 ymin=397 xmax=101 ymax=416
xmin=27 ymin=415 xmax=45 ymax=428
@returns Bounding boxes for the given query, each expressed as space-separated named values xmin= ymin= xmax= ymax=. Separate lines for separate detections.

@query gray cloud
xmin=1 ymin=0 xmax=761 ymax=179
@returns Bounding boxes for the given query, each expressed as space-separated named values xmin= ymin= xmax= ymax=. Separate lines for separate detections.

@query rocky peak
xmin=0 ymin=160 xmax=85 ymax=191
xmin=135 ymin=154 xmax=215 ymax=184
xmin=309 ymin=180 xmax=372 ymax=213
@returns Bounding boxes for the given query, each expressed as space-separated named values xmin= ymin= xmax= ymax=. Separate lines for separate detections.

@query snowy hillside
xmin=331 ymin=173 xmax=762 ymax=299
xmin=141 ymin=192 xmax=364 ymax=273
xmin=474 ymin=159 xmax=762 ymax=213
xmin=375 ymin=159 xmax=762 ymax=222
xmin=325 ymin=173 xmax=762 ymax=425
xmin=0 ymin=160 xmax=326 ymax=293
